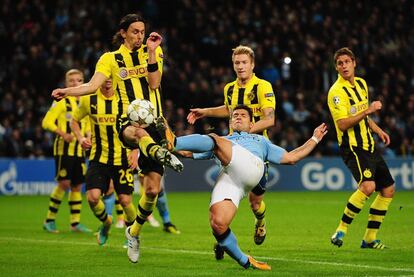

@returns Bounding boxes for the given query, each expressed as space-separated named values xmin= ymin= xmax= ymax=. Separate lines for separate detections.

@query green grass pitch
xmin=0 ymin=191 xmax=413 ymax=276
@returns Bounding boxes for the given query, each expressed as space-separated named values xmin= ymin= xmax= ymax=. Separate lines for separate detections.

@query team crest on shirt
xmin=333 ymin=96 xmax=340 ymax=105
xmin=363 ymin=169 xmax=372 ymax=178
xmin=247 ymin=92 xmax=255 ymax=101
xmin=119 ymin=68 xmax=128 ymax=79
xmin=59 ymin=169 xmax=67 ymax=177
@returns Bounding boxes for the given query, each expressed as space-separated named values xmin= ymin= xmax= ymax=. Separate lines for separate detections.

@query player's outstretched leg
xmin=154 ymin=147 xmax=183 ymax=172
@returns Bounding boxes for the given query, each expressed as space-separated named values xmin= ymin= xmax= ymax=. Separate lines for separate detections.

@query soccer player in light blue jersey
xmin=162 ymin=105 xmax=327 ymax=270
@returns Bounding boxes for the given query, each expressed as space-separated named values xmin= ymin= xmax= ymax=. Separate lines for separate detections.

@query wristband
xmin=147 ymin=62 xmax=159 ymax=72
xmin=311 ymin=136 xmax=319 ymax=144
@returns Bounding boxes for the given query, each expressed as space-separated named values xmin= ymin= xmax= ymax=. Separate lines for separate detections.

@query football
xmin=127 ymin=99 xmax=156 ymax=127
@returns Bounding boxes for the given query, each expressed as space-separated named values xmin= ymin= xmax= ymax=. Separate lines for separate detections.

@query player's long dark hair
xmin=112 ymin=13 xmax=146 ymax=48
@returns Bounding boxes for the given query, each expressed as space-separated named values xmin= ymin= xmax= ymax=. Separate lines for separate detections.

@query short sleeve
xmin=258 ymin=80 xmax=275 ymax=110
xmin=95 ymin=52 xmax=112 ymax=78
xmin=327 ymin=88 xmax=349 ymax=121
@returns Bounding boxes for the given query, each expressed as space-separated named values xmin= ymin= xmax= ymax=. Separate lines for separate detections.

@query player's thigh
xmin=210 ymin=172 xmax=244 ymax=208
xmin=341 ymin=147 xmax=375 ymax=185
xmin=69 ymin=157 xmax=86 ymax=186
xmin=112 ymin=165 xmax=134 ymax=197
xmin=85 ymin=162 xmax=111 ymax=194
xmin=374 ymin=152 xmax=395 ymax=192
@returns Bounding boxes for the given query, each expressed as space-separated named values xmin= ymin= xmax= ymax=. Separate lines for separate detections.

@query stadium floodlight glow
xmin=283 ymin=57 xmax=292 ymax=64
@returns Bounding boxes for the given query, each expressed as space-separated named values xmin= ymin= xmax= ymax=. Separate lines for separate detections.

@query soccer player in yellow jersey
xmin=71 ymin=79 xmax=138 ymax=246
xmin=42 ymin=69 xmax=91 ymax=233
xmin=327 ymin=47 xmax=395 ymax=249
xmin=187 ymin=46 xmax=275 ymax=253
xmin=51 ymin=14 xmax=182 ymax=262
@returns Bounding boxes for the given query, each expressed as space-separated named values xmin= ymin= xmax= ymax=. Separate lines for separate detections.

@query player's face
xmin=231 ymin=109 xmax=253 ymax=132
xmin=335 ymin=55 xmax=356 ymax=80
xmin=123 ymin=21 xmax=145 ymax=51
xmin=65 ymin=73 xmax=84 ymax=88
xmin=233 ymin=54 xmax=254 ymax=81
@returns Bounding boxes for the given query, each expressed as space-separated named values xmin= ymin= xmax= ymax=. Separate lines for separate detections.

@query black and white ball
xmin=127 ymin=99 xmax=156 ymax=127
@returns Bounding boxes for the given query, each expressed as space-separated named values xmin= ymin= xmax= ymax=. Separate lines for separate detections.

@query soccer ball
xmin=127 ymin=99 xmax=156 ymax=127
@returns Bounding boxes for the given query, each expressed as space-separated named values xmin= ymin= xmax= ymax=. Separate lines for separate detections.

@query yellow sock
xmin=337 ymin=189 xmax=368 ymax=233
xmin=46 ymin=186 xmax=65 ymax=221
xmin=363 ymin=194 xmax=392 ymax=242
xmin=138 ymin=135 xmax=160 ymax=159
xmin=123 ymin=202 xmax=137 ymax=226
xmin=91 ymin=199 xmax=111 ymax=225
xmin=253 ymin=200 xmax=266 ymax=227
xmin=130 ymin=193 xmax=158 ymax=236
xmin=68 ymin=191 xmax=82 ymax=226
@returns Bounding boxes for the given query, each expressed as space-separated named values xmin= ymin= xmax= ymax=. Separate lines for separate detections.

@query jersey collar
xmin=236 ymin=74 xmax=257 ymax=88
xmin=337 ymin=74 xmax=356 ymax=87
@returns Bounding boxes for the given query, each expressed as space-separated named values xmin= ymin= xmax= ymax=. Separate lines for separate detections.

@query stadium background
xmin=0 ymin=2 xmax=413 ymax=276
xmin=1 ymin=0 xmax=413 ymax=158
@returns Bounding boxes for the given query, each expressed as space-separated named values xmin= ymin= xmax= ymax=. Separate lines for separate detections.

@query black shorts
xmin=55 ymin=155 xmax=86 ymax=185
xmin=340 ymin=146 xmax=394 ymax=190
xmin=251 ymin=162 xmax=269 ymax=196
xmin=118 ymin=117 xmax=164 ymax=176
xmin=85 ymin=161 xmax=134 ymax=195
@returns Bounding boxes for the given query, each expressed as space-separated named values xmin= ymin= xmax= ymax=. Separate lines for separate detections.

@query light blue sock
xmin=103 ymin=193 xmax=115 ymax=216
xmin=218 ymin=229 xmax=248 ymax=267
xmin=175 ymin=134 xmax=215 ymax=152
xmin=156 ymin=190 xmax=171 ymax=224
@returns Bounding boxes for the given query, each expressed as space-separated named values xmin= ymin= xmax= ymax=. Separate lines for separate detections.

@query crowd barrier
xmin=0 ymin=157 xmax=413 ymax=195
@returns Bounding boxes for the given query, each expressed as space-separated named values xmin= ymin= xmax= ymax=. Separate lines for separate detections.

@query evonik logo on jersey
xmin=118 ymin=64 xmax=148 ymax=80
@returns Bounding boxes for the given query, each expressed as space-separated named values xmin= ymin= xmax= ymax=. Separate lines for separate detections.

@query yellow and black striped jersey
xmin=42 ymin=97 xmax=89 ymax=157
xmin=72 ymin=90 xmax=129 ymax=166
xmin=95 ymin=44 xmax=163 ymax=117
xmin=224 ymin=74 xmax=276 ymax=138
xmin=327 ymin=75 xmax=375 ymax=152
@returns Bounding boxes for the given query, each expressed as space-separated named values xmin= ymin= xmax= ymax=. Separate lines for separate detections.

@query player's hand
xmin=366 ymin=101 xmax=382 ymax=115
xmin=128 ymin=149 xmax=139 ymax=170
xmin=187 ymin=108 xmax=207 ymax=124
xmin=312 ymin=123 xmax=328 ymax=142
xmin=51 ymin=88 xmax=67 ymax=101
xmin=79 ymin=137 xmax=92 ymax=150
xmin=62 ymin=133 xmax=74 ymax=143
xmin=146 ymin=32 xmax=162 ymax=51
xmin=377 ymin=130 xmax=391 ymax=146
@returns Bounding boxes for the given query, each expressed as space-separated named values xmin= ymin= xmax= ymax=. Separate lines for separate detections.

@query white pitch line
xmin=1 ymin=236 xmax=413 ymax=273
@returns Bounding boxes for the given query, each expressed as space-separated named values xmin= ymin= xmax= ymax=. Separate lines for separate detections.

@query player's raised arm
xmin=51 ymin=72 xmax=107 ymax=101
xmin=146 ymin=32 xmax=163 ymax=90
xmin=280 ymin=123 xmax=328 ymax=165
xmin=187 ymin=105 xmax=230 ymax=124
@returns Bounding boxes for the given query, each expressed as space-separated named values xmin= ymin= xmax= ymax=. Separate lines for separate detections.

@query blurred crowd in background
xmin=1 ymin=0 xmax=413 ymax=158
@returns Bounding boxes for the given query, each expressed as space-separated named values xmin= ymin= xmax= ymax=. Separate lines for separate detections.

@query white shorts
xmin=210 ymin=144 xmax=264 ymax=207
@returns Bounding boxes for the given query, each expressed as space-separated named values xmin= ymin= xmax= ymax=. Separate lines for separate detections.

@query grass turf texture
xmin=0 ymin=191 xmax=413 ymax=276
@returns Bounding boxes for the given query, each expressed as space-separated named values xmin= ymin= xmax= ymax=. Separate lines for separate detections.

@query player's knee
xmin=86 ymin=192 xmax=99 ymax=207
xmin=359 ymin=181 xmax=376 ymax=196
xmin=118 ymin=194 xmax=132 ymax=207
xmin=381 ymin=184 xmax=395 ymax=198
xmin=210 ymin=214 xmax=228 ymax=234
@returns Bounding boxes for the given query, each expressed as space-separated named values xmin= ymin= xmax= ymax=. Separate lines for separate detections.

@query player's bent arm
xmin=337 ymin=101 xmax=382 ymax=132
xmin=280 ymin=123 xmax=328 ymax=165
xmin=249 ymin=107 xmax=275 ymax=134
xmin=187 ymin=105 xmax=230 ymax=124
xmin=52 ymin=72 xmax=107 ymax=98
